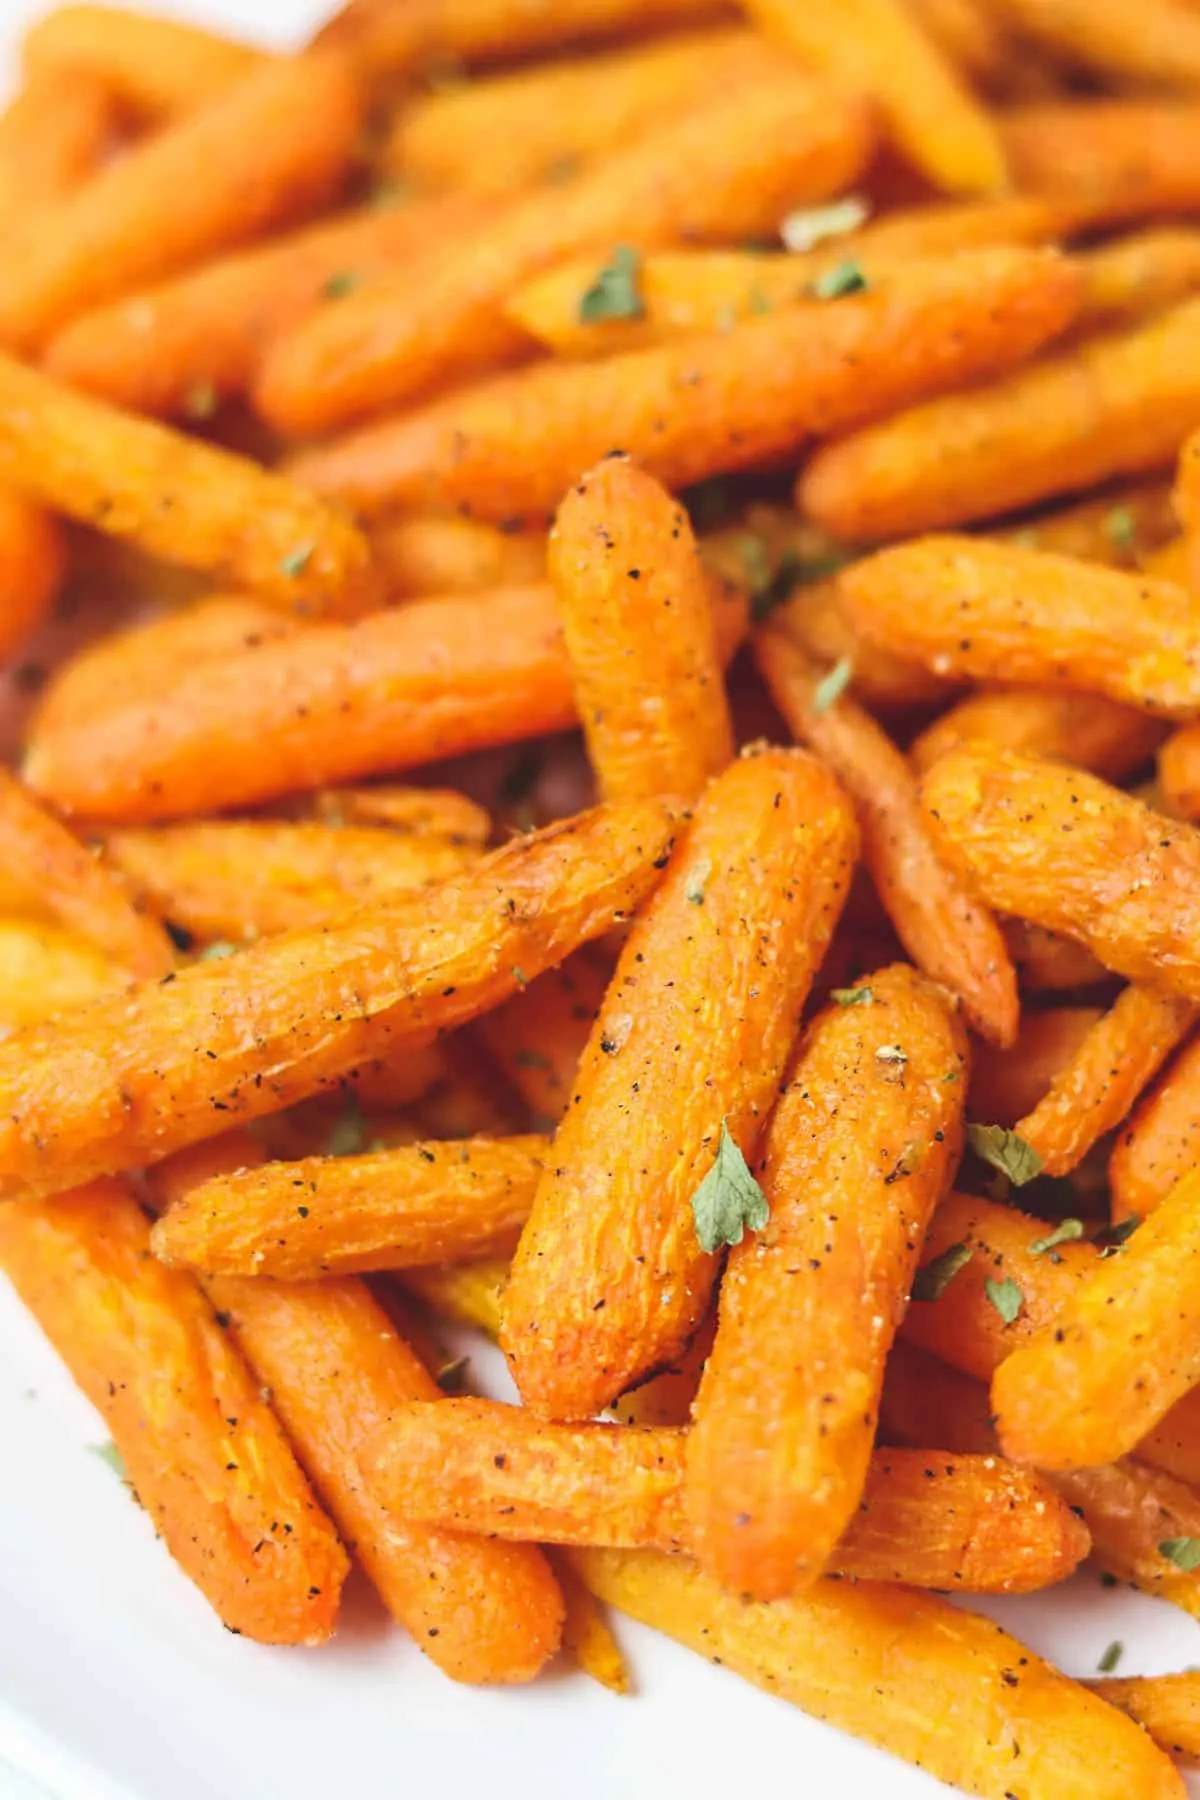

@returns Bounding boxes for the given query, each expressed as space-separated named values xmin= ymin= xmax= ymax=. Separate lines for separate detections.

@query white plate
xmin=1 ymin=4 xmax=1199 ymax=1794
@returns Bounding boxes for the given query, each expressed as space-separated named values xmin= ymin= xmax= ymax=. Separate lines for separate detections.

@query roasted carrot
xmin=0 ymin=486 xmax=65 ymax=663
xmin=473 ymin=950 xmax=609 ymax=1125
xmin=994 ymin=480 xmax=1178 ymax=569
xmin=909 ymin=0 xmax=1015 ymax=82
xmin=310 ymin=784 xmax=491 ymax=843
xmin=1001 ymin=916 xmax=1111 ymax=992
xmin=756 ymin=628 xmax=1017 ymax=1044
xmin=995 ymin=0 xmax=1200 ymax=92
xmin=1090 ymin=1675 xmax=1200 ymax=1763
xmin=0 ymin=1176 xmax=347 ymax=1643
xmin=1159 ymin=722 xmax=1200 ymax=821
xmin=103 ymin=820 xmax=480 ymax=942
xmin=802 ymin=300 xmax=1200 ymax=539
xmin=685 ymin=964 xmax=967 ymax=1598
xmin=24 ymin=580 xmax=745 ymax=823
xmin=503 ymin=750 xmax=859 ymax=1419
xmin=287 ymin=247 xmax=1083 ymax=524
xmin=572 ymin=1549 xmax=1184 ymax=1799
xmin=371 ymin=515 xmax=545 ymax=599
xmin=969 ymin=1004 xmax=1105 ymax=1125
xmin=764 ymin=573 xmax=956 ymax=711
xmin=399 ymin=1256 xmax=510 ymax=1337
xmin=0 ymin=918 xmax=130 ymax=1036
xmin=0 ymin=798 xmax=675 ymax=1203
xmin=1111 ymin=1034 xmax=1200 ymax=1220
xmin=910 ymin=687 xmax=1168 ymax=783
xmin=1079 ymin=227 xmax=1200 ymax=329
xmin=22 ymin=4 xmax=266 ymax=119
xmin=0 ymin=65 xmax=119 ymax=231
xmin=1002 ymin=101 xmax=1200 ymax=219
xmin=0 ymin=53 xmax=362 ymax=351
xmin=551 ymin=456 xmax=733 ymax=805
xmin=922 ymin=747 xmax=1200 ymax=997
xmin=606 ymin=1313 xmax=717 ymax=1427
xmin=549 ymin=1551 xmax=631 ymax=1695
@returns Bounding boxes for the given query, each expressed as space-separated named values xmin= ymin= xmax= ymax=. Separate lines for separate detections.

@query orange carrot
xmin=0 ymin=486 xmax=64 ymax=663
xmin=1159 ymin=722 xmax=1200 ymax=821
xmin=1079 ymin=228 xmax=1200 ymax=329
xmin=756 ymin=627 xmax=1017 ymax=1045
xmin=257 ymin=76 xmax=876 ymax=432
xmin=993 ymin=480 xmax=1178 ymax=568
xmin=1090 ymin=1675 xmax=1200 ymax=1763
xmin=1001 ymin=916 xmax=1111 ymax=992
xmin=1111 ymin=1033 xmax=1200 ymax=1219
xmin=0 ymin=65 xmax=119 ymax=229
xmin=286 ymin=246 xmax=1083 ymax=523
xmin=995 ymin=0 xmax=1200 ymax=92
xmin=969 ymin=1004 xmax=1105 ymax=1125
xmin=0 ymin=919 xmax=130 ymax=1037
xmin=764 ymin=573 xmax=957 ymax=711
xmin=309 ymin=784 xmax=491 ymax=843
xmin=551 ymin=456 xmax=733 ymax=804
xmin=370 ymin=514 xmax=545 ymax=599
xmin=0 ymin=798 xmax=675 ymax=1203
xmin=685 ymin=964 xmax=967 ymax=1599
xmin=399 ymin=1256 xmax=510 ymax=1337
xmin=473 ymin=950 xmax=609 ymax=1125
xmin=22 ymin=5 xmax=266 ymax=119
xmin=502 ymin=749 xmax=859 ymax=1419
xmin=1002 ymin=101 xmax=1200 ymax=220
xmin=0 ymin=52 xmax=362 ymax=351
xmin=550 ymin=1551 xmax=631 ymax=1695
xmin=910 ymin=686 xmax=1168 ymax=783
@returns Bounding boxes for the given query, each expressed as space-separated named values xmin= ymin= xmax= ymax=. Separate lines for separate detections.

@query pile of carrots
xmin=12 ymin=0 xmax=1200 ymax=1792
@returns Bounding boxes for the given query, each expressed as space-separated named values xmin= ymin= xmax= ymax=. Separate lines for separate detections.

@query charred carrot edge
xmin=22 ymin=4 xmax=266 ymax=119
xmin=570 ymin=1548 xmax=1183 ymax=1798
xmin=685 ymin=965 xmax=967 ymax=1599
xmin=473 ymin=949 xmax=610 ymax=1126
xmin=0 ymin=484 xmax=65 ymax=662
xmin=755 ymin=627 xmax=1018 ymax=1046
xmin=606 ymin=1312 xmax=717 ymax=1428
xmin=910 ymin=686 xmax=1168 ymax=784
xmin=502 ymin=749 xmax=859 ymax=1420
xmin=1089 ymin=1675 xmax=1200 ymax=1764
xmin=969 ymin=1004 xmax=1105 ymax=1126
xmin=550 ymin=456 xmax=733 ymax=805
xmin=1110 ymin=1031 xmax=1200 ymax=1220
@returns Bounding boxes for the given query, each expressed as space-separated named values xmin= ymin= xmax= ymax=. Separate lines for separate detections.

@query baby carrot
xmin=755 ymin=628 xmax=1018 ymax=1045
xmin=502 ymin=749 xmax=859 ymax=1419
xmin=22 ymin=4 xmax=266 ymax=119
xmin=0 ymin=1176 xmax=347 ymax=1643
xmin=399 ymin=1257 xmax=510 ymax=1337
xmin=257 ymin=76 xmax=876 ymax=433
xmin=0 ymin=485 xmax=64 ymax=663
xmin=0 ymin=798 xmax=675 ymax=1203
xmin=550 ymin=1553 xmax=631 ymax=1696
xmin=994 ymin=480 xmax=1177 ymax=569
xmin=472 ymin=950 xmax=609 ymax=1125
xmin=1002 ymin=917 xmax=1111 ymax=992
xmin=310 ymin=785 xmax=491 ymax=843
xmin=685 ymin=964 xmax=967 ymax=1599
xmin=574 ymin=1549 xmax=1184 ymax=1799
xmin=922 ymin=747 xmax=1200 ymax=997
xmin=0 ymin=65 xmax=118 ymax=229
xmin=0 ymin=52 xmax=362 ymax=351
xmin=802 ymin=300 xmax=1200 ymax=539
xmin=551 ymin=456 xmax=733 ymax=805
xmin=1002 ymin=101 xmax=1200 ymax=220
xmin=910 ymin=687 xmax=1168 ymax=784
xmin=0 ymin=918 xmax=130 ymax=1036
xmin=0 ymin=353 xmax=378 ymax=616
xmin=969 ymin=1004 xmax=1105 ymax=1125
xmin=1160 ymin=724 xmax=1200 ymax=819
xmin=1090 ymin=1675 xmax=1200 ymax=1764
xmin=995 ymin=0 xmax=1200 ymax=92
xmin=764 ymin=575 xmax=955 ymax=712
xmin=1080 ymin=228 xmax=1200 ymax=330
xmin=743 ymin=0 xmax=1009 ymax=195
xmin=843 ymin=537 xmax=1200 ymax=716
xmin=1110 ymin=1035 xmax=1200 ymax=1220
xmin=370 ymin=515 xmax=544 ymax=600
xmin=287 ymin=246 xmax=1083 ymax=523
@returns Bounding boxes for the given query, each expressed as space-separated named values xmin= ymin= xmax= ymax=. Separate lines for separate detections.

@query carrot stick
xmin=257 ymin=76 xmax=877 ymax=433
xmin=1159 ymin=723 xmax=1200 ymax=821
xmin=801 ymin=300 xmax=1200 ymax=539
xmin=286 ymin=246 xmax=1083 ymax=524
xmin=310 ymin=784 xmax=491 ymax=843
xmin=370 ymin=514 xmax=545 ymax=599
xmin=503 ymin=749 xmax=859 ymax=1419
xmin=910 ymin=687 xmax=1168 ymax=783
xmin=44 ymin=194 xmax=485 ymax=419
xmin=994 ymin=0 xmax=1200 ymax=92
xmin=921 ymin=747 xmax=1200 ymax=997
xmin=473 ymin=950 xmax=609 ymax=1125
xmin=399 ymin=1257 xmax=510 ymax=1337
xmin=969 ymin=1004 xmax=1105 ymax=1125
xmin=993 ymin=479 xmax=1178 ymax=568
xmin=762 ymin=574 xmax=956 ymax=711
xmin=0 ymin=485 xmax=65 ymax=663
xmin=0 ymin=354 xmax=378 ymax=616
xmin=147 ymin=1133 xmax=564 ymax=1683
xmin=743 ymin=0 xmax=1009 ymax=196
xmin=908 ymin=0 xmax=1015 ymax=83
xmin=571 ymin=1548 xmax=1185 ymax=1799
xmin=1001 ymin=916 xmax=1111 ymax=992
xmin=843 ymin=537 xmax=1200 ymax=717
xmin=152 ymin=1131 xmax=546 ymax=1277
xmin=24 ymin=580 xmax=745 ymax=823
xmin=1090 ymin=1675 xmax=1200 ymax=1764
xmin=1111 ymin=1034 xmax=1200 ymax=1220
xmin=755 ymin=628 xmax=1018 ymax=1045
xmin=103 ymin=820 xmax=481 ymax=942
xmin=1079 ymin=228 xmax=1200 ymax=330
xmin=0 ymin=53 xmax=362 ymax=351
xmin=0 ymin=1176 xmax=348 ymax=1643
xmin=22 ymin=4 xmax=266 ymax=119
xmin=0 ymin=65 xmax=119 ymax=230
xmin=0 ymin=798 xmax=676 ymax=1203
xmin=1015 ymin=984 xmax=1198 ymax=1175
xmin=551 ymin=456 xmax=733 ymax=805
xmin=0 ymin=918 xmax=130 ymax=1036
xmin=549 ymin=1551 xmax=631 ymax=1695
xmin=685 ymin=964 xmax=967 ymax=1598
xmin=1002 ymin=101 xmax=1200 ymax=220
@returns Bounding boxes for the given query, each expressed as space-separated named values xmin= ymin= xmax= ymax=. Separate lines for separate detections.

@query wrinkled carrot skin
xmin=103 ymin=821 xmax=480 ymax=942
xmin=551 ymin=457 xmax=733 ymax=805
xmin=1080 ymin=228 xmax=1200 ymax=329
xmin=756 ymin=629 xmax=1017 ymax=1045
xmin=1001 ymin=916 xmax=1110 ymax=992
xmin=503 ymin=751 xmax=859 ymax=1420
xmin=1016 ymin=984 xmax=1198 ymax=1175
xmin=0 ymin=1177 xmax=347 ymax=1643
xmin=364 ymin=1402 xmax=1086 ymax=1592
xmin=1002 ymin=102 xmax=1200 ymax=220
xmin=1091 ymin=1675 xmax=1200 ymax=1763
xmin=0 ymin=919 xmax=129 ymax=1037
xmin=285 ymin=247 xmax=1083 ymax=523
xmin=25 ymin=581 xmax=745 ymax=824
xmin=574 ymin=1549 xmax=1184 ymax=1800
xmin=766 ymin=576 xmax=956 ymax=711
xmin=685 ymin=965 xmax=967 ymax=1600
xmin=260 ymin=77 xmax=876 ymax=435
xmin=399 ymin=1257 xmax=509 ymax=1337
xmin=549 ymin=1550 xmax=631 ymax=1695
xmin=0 ymin=769 xmax=173 ymax=979
xmin=0 ymin=356 xmax=378 ymax=617
xmin=745 ymin=0 xmax=1008 ymax=195
xmin=45 ymin=196 xmax=484 ymax=419
xmin=152 ymin=1132 xmax=545 ymax=1278
xmin=996 ymin=480 xmax=1178 ymax=569
xmin=847 ymin=538 xmax=1200 ymax=718
xmin=473 ymin=950 xmax=609 ymax=1125
xmin=923 ymin=747 xmax=1200 ymax=997
xmin=387 ymin=27 xmax=776 ymax=198
xmin=969 ymin=1005 xmax=1104 ymax=1126
xmin=802 ymin=301 xmax=1200 ymax=540
xmin=311 ymin=785 xmax=491 ymax=843
xmin=371 ymin=515 xmax=545 ymax=599
xmin=910 ymin=687 xmax=1168 ymax=784
xmin=996 ymin=0 xmax=1200 ymax=90
xmin=0 ymin=66 xmax=119 ymax=229
xmin=992 ymin=1164 xmax=1200 ymax=1469
xmin=0 ymin=799 xmax=675 ymax=1204
xmin=22 ymin=5 xmax=266 ymax=119
xmin=0 ymin=54 xmax=362 ymax=352
xmin=1111 ymin=1033 xmax=1200 ymax=1220
xmin=0 ymin=486 xmax=65 ymax=662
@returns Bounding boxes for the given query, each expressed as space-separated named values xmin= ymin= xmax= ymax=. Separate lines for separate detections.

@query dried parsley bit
xmin=327 ymin=1088 xmax=367 ymax=1158
xmin=831 ymin=985 xmax=874 ymax=1006
xmin=323 ymin=270 xmax=361 ymax=300
xmin=1105 ymin=505 xmax=1137 ymax=551
xmin=911 ymin=1241 xmax=971 ymax=1302
xmin=280 ymin=543 xmax=315 ymax=579
xmin=813 ymin=655 xmax=853 ymax=714
xmin=1160 ymin=1536 xmax=1200 ymax=1571
xmin=781 ymin=195 xmax=869 ymax=254
xmin=91 ymin=1439 xmax=128 ymax=1480
xmin=884 ymin=1139 xmax=923 ymax=1185
xmin=966 ymin=1123 xmax=1043 ymax=1188
xmin=875 ymin=1042 xmax=907 ymax=1082
xmin=1029 ymin=1218 xmax=1085 ymax=1256
xmin=198 ymin=939 xmax=237 ymax=961
xmin=984 ymin=1275 xmax=1023 ymax=1325
xmin=685 ymin=857 xmax=713 ymax=906
xmin=691 ymin=1118 xmax=770 ymax=1253
xmin=740 ymin=536 xmax=850 ymax=622
xmin=812 ymin=260 xmax=868 ymax=301
xmin=1096 ymin=1641 xmax=1124 ymax=1674
xmin=578 ymin=245 xmax=644 ymax=324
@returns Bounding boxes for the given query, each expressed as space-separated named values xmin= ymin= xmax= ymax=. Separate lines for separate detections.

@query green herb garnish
xmin=691 ymin=1119 xmax=770 ymax=1253
xmin=685 ymin=858 xmax=713 ymax=906
xmin=1029 ymin=1218 xmax=1085 ymax=1256
xmin=323 ymin=270 xmax=361 ymax=300
xmin=1097 ymin=1641 xmax=1124 ymax=1674
xmin=966 ymin=1123 xmax=1043 ymax=1187
xmin=1160 ymin=1537 xmax=1200 ymax=1571
xmin=911 ymin=1242 xmax=971 ymax=1302
xmin=578 ymin=245 xmax=644 ymax=324
xmin=831 ymin=985 xmax=874 ymax=1006
xmin=280 ymin=543 xmax=315 ymax=579
xmin=781 ymin=195 xmax=869 ymax=253
xmin=984 ymin=1275 xmax=1023 ymax=1325
xmin=812 ymin=260 xmax=868 ymax=301
xmin=813 ymin=655 xmax=853 ymax=713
